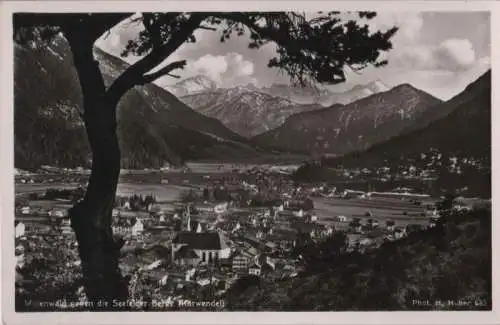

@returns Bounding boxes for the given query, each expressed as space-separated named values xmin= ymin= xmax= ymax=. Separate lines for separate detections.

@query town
xmin=14 ymin=163 xmax=489 ymax=311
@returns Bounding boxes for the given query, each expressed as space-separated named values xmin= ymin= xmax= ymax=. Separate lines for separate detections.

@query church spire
xmin=185 ymin=204 xmax=191 ymax=232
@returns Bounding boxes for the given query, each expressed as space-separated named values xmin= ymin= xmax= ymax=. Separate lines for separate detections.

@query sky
xmin=96 ymin=11 xmax=491 ymax=100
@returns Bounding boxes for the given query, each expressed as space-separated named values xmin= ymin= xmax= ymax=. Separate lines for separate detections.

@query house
xmin=367 ymin=219 xmax=379 ymax=228
xmin=214 ymin=202 xmax=228 ymax=214
xmin=274 ymin=204 xmax=284 ymax=212
xmin=291 ymin=221 xmax=324 ymax=239
xmin=48 ymin=208 xmax=68 ymax=218
xmin=185 ymin=268 xmax=196 ymax=281
xmin=247 ymin=254 xmax=275 ymax=277
xmin=112 ymin=217 xmax=143 ymax=237
xmin=394 ymin=227 xmax=407 ymax=239
xmin=385 ymin=220 xmax=396 ymax=232
xmin=231 ymin=250 xmax=254 ymax=274
xmin=264 ymin=241 xmax=277 ymax=252
xmin=16 ymin=252 xmax=25 ymax=269
xmin=131 ymin=218 xmax=144 ymax=236
xmin=174 ymin=246 xmax=202 ymax=266
xmin=336 ymin=215 xmax=348 ymax=222
xmin=323 ymin=225 xmax=334 ymax=237
xmin=359 ymin=238 xmax=372 ymax=246
xmin=20 ymin=206 xmax=31 ymax=215
xmin=350 ymin=222 xmax=362 ymax=233
xmin=248 ymin=263 xmax=261 ymax=276
xmin=171 ymin=232 xmax=230 ymax=266
xmin=15 ymin=221 xmax=26 ymax=239
xmin=426 ymin=209 xmax=440 ymax=218
xmin=196 ymin=203 xmax=215 ymax=213
xmin=15 ymin=244 xmax=25 ymax=269
xmin=232 ymin=221 xmax=241 ymax=233
xmin=292 ymin=208 xmax=305 ymax=218
xmin=123 ymin=201 xmax=131 ymax=210
xmin=347 ymin=234 xmax=362 ymax=249
xmin=305 ymin=214 xmax=319 ymax=222
xmin=256 ymin=253 xmax=276 ymax=271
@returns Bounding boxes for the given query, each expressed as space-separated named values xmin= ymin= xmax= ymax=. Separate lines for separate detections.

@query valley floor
xmin=13 ymin=163 xmax=491 ymax=311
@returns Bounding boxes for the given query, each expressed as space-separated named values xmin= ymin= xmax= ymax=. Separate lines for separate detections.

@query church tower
xmin=183 ymin=204 xmax=191 ymax=232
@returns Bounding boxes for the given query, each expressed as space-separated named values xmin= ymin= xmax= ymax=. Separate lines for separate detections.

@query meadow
xmin=312 ymin=196 xmax=433 ymax=227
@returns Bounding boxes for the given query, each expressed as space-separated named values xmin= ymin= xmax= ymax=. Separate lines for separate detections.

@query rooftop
xmin=172 ymin=231 xmax=229 ymax=250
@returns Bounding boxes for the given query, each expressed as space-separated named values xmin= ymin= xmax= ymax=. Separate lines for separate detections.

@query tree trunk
xmin=66 ymin=34 xmax=129 ymax=306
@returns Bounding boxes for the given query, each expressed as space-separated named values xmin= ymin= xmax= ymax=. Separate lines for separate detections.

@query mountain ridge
xmin=252 ymin=82 xmax=443 ymax=156
xmin=179 ymin=86 xmax=324 ymax=137
xmin=14 ymin=38 xmax=265 ymax=170
xmin=294 ymin=70 xmax=491 ymax=197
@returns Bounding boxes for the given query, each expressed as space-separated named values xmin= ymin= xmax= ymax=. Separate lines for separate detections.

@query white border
xmin=1 ymin=1 xmax=499 ymax=325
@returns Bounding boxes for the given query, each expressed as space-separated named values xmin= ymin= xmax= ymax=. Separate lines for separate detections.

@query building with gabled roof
xmin=15 ymin=221 xmax=26 ymax=239
xmin=171 ymin=231 xmax=230 ymax=266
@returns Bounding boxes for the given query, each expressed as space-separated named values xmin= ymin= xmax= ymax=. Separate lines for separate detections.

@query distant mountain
xmin=295 ymin=71 xmax=491 ymax=197
xmin=161 ymin=76 xmax=392 ymax=138
xmin=162 ymin=75 xmax=218 ymax=97
xmin=330 ymin=80 xmax=390 ymax=105
xmin=259 ymin=79 xmax=390 ymax=106
xmin=14 ymin=38 xmax=265 ymax=170
xmin=180 ymin=86 xmax=323 ymax=138
xmin=259 ymin=81 xmax=333 ymax=105
xmin=253 ymin=84 xmax=442 ymax=155
xmin=327 ymin=70 xmax=492 ymax=168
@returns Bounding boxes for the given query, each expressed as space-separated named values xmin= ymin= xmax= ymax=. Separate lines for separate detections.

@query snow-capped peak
xmin=366 ymin=79 xmax=390 ymax=93
xmin=164 ymin=75 xmax=219 ymax=97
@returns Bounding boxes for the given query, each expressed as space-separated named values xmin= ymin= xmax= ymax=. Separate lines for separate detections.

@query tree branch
xmin=138 ymin=60 xmax=187 ymax=85
xmin=199 ymin=25 xmax=217 ymax=31
xmin=106 ymin=13 xmax=206 ymax=102
xmin=211 ymin=13 xmax=290 ymax=50
xmin=142 ymin=13 xmax=162 ymax=48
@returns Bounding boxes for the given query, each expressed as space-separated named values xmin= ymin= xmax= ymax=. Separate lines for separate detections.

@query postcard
xmin=1 ymin=1 xmax=499 ymax=324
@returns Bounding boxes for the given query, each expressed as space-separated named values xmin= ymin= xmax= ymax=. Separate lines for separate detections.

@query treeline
xmin=114 ymin=194 xmax=157 ymax=211
xmin=25 ymin=188 xmax=85 ymax=203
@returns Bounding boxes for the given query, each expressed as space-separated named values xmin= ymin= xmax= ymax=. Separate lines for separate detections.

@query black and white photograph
xmin=2 ymin=0 xmax=498 ymax=323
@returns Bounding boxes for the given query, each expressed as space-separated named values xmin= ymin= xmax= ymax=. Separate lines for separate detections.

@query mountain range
xmin=253 ymin=84 xmax=443 ymax=156
xmin=179 ymin=86 xmax=323 ymax=137
xmin=164 ymin=75 xmax=392 ymax=138
xmin=14 ymin=37 xmax=267 ymax=170
xmin=294 ymin=70 xmax=491 ymax=196
xmin=329 ymin=70 xmax=491 ymax=168
xmin=260 ymin=79 xmax=391 ymax=106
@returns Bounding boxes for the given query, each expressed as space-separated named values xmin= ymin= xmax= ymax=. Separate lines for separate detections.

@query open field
xmin=312 ymin=196 xmax=433 ymax=227
xmin=16 ymin=182 xmax=191 ymax=203
xmin=115 ymin=183 xmax=191 ymax=202
xmin=15 ymin=183 xmax=81 ymax=196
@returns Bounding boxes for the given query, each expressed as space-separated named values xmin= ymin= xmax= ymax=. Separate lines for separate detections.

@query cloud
xmin=190 ymin=54 xmax=229 ymax=82
xmin=94 ymin=12 xmax=490 ymax=99
xmin=177 ymin=52 xmax=255 ymax=86
xmin=434 ymin=39 xmax=476 ymax=70
xmin=368 ymin=12 xmax=424 ymax=44
xmin=380 ymin=54 xmax=490 ymax=100
xmin=389 ymin=38 xmax=479 ymax=72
